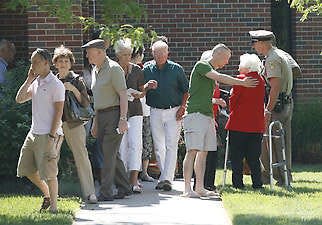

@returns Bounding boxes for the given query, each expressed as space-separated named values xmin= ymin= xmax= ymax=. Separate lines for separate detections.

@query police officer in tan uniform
xmin=249 ymin=30 xmax=293 ymax=186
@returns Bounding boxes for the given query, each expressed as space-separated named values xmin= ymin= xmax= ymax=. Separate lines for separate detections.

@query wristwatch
xmin=119 ymin=116 xmax=127 ymax=121
xmin=48 ymin=133 xmax=56 ymax=139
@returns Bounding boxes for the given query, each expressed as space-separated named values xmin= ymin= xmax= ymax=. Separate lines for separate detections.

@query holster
xmin=273 ymin=93 xmax=292 ymax=113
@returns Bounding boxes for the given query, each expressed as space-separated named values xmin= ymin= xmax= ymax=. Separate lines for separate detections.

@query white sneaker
xmin=87 ymin=194 xmax=98 ymax=204
xmin=132 ymin=185 xmax=143 ymax=194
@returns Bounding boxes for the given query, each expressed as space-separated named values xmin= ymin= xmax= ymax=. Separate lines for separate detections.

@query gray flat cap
xmin=249 ymin=30 xmax=275 ymax=42
xmin=81 ymin=39 xmax=106 ymax=49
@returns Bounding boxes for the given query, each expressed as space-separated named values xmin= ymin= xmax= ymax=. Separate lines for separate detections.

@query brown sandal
xmin=39 ymin=197 xmax=50 ymax=212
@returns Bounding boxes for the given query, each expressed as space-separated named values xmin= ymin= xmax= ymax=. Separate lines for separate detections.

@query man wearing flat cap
xmin=249 ymin=29 xmax=293 ymax=186
xmin=82 ymin=39 xmax=131 ymax=201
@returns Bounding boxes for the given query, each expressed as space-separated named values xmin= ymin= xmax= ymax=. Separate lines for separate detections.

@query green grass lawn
xmin=0 ymin=164 xmax=321 ymax=225
xmin=218 ymin=164 xmax=322 ymax=225
xmin=0 ymin=196 xmax=79 ymax=225
xmin=0 ymin=178 xmax=81 ymax=225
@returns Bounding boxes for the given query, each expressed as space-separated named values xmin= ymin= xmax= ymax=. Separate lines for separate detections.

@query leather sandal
xmin=39 ymin=197 xmax=50 ymax=212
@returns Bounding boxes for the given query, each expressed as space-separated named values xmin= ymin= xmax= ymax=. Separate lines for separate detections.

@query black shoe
xmin=39 ymin=197 xmax=50 ymax=212
xmin=155 ymin=180 xmax=165 ymax=190
xmin=162 ymin=180 xmax=172 ymax=191
xmin=252 ymin=183 xmax=263 ymax=189
xmin=114 ymin=192 xmax=126 ymax=199
xmin=205 ymin=185 xmax=217 ymax=192
xmin=233 ymin=185 xmax=245 ymax=190
xmin=97 ymin=194 xmax=114 ymax=202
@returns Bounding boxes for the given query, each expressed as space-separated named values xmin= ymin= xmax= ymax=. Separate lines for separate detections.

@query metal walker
xmin=221 ymin=120 xmax=291 ymax=190
xmin=266 ymin=120 xmax=290 ymax=189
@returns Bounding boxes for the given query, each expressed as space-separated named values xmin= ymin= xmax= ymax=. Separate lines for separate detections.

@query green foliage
xmin=80 ymin=17 xmax=157 ymax=49
xmin=292 ymin=101 xmax=322 ymax=163
xmin=0 ymin=61 xmax=31 ymax=178
xmin=284 ymin=0 xmax=322 ymax=21
xmin=99 ymin=0 xmax=147 ymax=26
xmin=5 ymin=0 xmax=157 ymax=50
xmin=5 ymin=0 xmax=74 ymax=23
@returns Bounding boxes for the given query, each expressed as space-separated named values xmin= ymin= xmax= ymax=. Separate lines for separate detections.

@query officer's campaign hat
xmin=81 ymin=39 xmax=106 ymax=49
xmin=249 ymin=30 xmax=275 ymax=42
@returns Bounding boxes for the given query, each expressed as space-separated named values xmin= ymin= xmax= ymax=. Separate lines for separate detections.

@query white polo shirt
xmin=29 ymin=71 xmax=65 ymax=135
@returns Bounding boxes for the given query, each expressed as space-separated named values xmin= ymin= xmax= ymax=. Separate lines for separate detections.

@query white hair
xmin=151 ymin=40 xmax=168 ymax=51
xmin=114 ymin=38 xmax=132 ymax=54
xmin=200 ymin=50 xmax=213 ymax=61
xmin=239 ymin=53 xmax=262 ymax=73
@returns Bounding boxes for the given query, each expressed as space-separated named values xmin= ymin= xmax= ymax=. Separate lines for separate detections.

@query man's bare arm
xmin=205 ymin=70 xmax=258 ymax=87
xmin=266 ymin=77 xmax=281 ymax=112
xmin=49 ymin=101 xmax=64 ymax=136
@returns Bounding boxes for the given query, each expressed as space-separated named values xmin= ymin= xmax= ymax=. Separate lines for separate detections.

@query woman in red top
xmin=225 ymin=53 xmax=265 ymax=189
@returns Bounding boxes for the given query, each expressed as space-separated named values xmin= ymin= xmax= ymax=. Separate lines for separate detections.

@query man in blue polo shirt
xmin=144 ymin=40 xmax=189 ymax=191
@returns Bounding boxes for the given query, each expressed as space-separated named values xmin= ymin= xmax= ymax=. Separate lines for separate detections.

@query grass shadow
xmin=220 ymin=184 xmax=296 ymax=198
xmin=0 ymin=176 xmax=81 ymax=198
xmin=294 ymin=179 xmax=322 ymax=184
xmin=233 ymin=214 xmax=322 ymax=225
xmin=0 ymin=213 xmax=74 ymax=225
xmin=292 ymin=164 xmax=322 ymax=173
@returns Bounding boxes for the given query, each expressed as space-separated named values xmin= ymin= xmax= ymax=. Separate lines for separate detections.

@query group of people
xmin=11 ymin=29 xmax=296 ymax=212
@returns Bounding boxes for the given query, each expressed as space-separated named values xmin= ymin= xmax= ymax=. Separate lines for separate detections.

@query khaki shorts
xmin=17 ymin=132 xmax=63 ymax=180
xmin=183 ymin=113 xmax=217 ymax=151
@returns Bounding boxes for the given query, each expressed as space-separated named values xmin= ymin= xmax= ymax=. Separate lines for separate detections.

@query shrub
xmin=292 ymin=101 xmax=322 ymax=163
xmin=0 ymin=61 xmax=31 ymax=178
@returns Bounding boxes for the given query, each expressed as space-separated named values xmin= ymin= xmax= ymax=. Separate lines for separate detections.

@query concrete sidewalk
xmin=73 ymin=179 xmax=232 ymax=225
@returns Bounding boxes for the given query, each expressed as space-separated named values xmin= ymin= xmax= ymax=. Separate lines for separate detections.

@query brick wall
xmin=293 ymin=13 xmax=322 ymax=100
xmin=26 ymin=3 xmax=86 ymax=73
xmin=138 ymin=0 xmax=271 ymax=77
xmin=1 ymin=1 xmax=321 ymax=101
xmin=0 ymin=3 xmax=28 ymax=67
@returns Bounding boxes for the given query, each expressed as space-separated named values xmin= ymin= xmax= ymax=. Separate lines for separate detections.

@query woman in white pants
xmin=115 ymin=39 xmax=145 ymax=193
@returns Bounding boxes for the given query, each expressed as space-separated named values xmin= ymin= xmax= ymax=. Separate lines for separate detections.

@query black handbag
xmin=66 ymin=91 xmax=95 ymax=122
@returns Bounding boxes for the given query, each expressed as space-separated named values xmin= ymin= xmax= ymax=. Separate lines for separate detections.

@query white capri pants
xmin=119 ymin=115 xmax=143 ymax=171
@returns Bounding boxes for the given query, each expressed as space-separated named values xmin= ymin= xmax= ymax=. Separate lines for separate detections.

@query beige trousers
xmin=261 ymin=100 xmax=293 ymax=184
xmin=63 ymin=122 xmax=95 ymax=199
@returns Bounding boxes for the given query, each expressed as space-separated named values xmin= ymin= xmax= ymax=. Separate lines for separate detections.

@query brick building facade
xmin=0 ymin=0 xmax=321 ymax=101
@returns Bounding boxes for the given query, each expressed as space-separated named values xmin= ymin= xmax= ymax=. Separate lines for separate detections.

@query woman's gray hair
xmin=239 ymin=53 xmax=263 ymax=72
xmin=114 ymin=38 xmax=133 ymax=54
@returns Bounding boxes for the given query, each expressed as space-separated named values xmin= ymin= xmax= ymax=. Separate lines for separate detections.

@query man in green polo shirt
xmin=182 ymin=44 xmax=258 ymax=198
xmin=144 ymin=40 xmax=189 ymax=191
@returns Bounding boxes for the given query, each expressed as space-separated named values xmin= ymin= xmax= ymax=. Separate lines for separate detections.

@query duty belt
xmin=279 ymin=93 xmax=292 ymax=104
